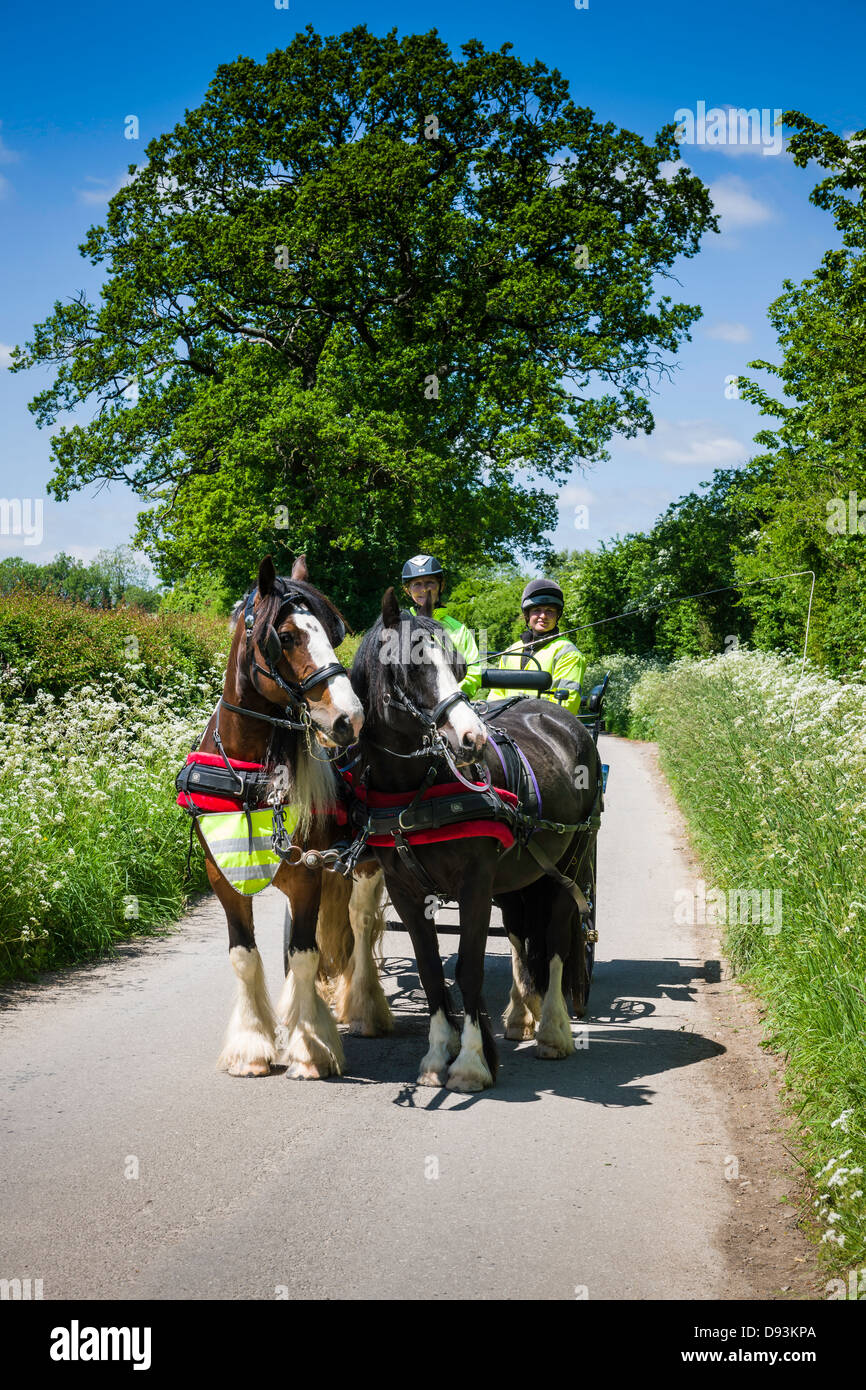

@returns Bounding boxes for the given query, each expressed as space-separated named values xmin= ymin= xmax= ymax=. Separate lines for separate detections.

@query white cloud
xmin=709 ymin=176 xmax=773 ymax=228
xmin=558 ymin=483 xmax=594 ymax=508
xmin=0 ymin=343 xmax=15 ymax=367
xmin=623 ymin=417 xmax=747 ymax=467
xmin=659 ymin=159 xmax=689 ymax=182
xmin=78 ymin=171 xmax=136 ymax=205
xmin=704 ymin=321 xmax=751 ymax=343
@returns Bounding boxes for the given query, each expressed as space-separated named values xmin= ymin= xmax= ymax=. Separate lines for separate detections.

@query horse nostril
xmin=332 ymin=714 xmax=353 ymax=744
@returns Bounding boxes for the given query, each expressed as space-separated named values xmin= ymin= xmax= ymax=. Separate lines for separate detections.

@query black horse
xmin=351 ymin=590 xmax=602 ymax=1093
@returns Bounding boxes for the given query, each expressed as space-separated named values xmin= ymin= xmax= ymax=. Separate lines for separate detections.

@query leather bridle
xmin=220 ymin=583 xmax=348 ymax=733
xmin=363 ymin=628 xmax=491 ymax=791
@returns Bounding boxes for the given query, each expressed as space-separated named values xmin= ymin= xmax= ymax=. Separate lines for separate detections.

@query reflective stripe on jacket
xmin=409 ymin=607 xmax=483 ymax=699
xmin=485 ymin=635 xmax=587 ymax=717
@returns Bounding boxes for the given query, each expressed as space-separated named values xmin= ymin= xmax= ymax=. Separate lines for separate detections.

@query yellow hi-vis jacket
xmin=484 ymin=634 xmax=587 ymax=718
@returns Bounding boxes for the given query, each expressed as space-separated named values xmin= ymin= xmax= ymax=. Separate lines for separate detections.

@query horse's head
xmin=240 ymin=555 xmax=363 ymax=746
xmin=353 ymin=587 xmax=487 ymax=761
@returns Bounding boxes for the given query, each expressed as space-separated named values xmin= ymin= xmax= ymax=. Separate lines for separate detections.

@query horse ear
xmin=257 ymin=555 xmax=277 ymax=596
xmin=382 ymin=587 xmax=401 ymax=628
xmin=291 ymin=553 xmax=309 ymax=583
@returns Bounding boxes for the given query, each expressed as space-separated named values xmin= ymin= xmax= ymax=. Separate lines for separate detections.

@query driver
xmin=401 ymin=554 xmax=483 ymax=700
xmin=485 ymin=579 xmax=586 ymax=717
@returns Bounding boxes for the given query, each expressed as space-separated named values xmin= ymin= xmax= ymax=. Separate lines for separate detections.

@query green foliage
xmin=158 ymin=568 xmax=234 ymax=617
xmin=557 ymin=471 xmax=750 ymax=662
xmin=0 ymin=590 xmax=230 ymax=696
xmin=731 ymin=111 xmax=866 ymax=673
xmin=12 ymin=25 xmax=717 ymax=623
xmin=0 ymin=546 xmax=160 ymax=611
xmin=0 ymin=669 xmax=223 ymax=982
xmin=582 ymin=652 xmax=666 ymax=736
xmin=446 ymin=562 xmax=528 ymax=656
xmin=630 ymin=649 xmax=866 ymax=1266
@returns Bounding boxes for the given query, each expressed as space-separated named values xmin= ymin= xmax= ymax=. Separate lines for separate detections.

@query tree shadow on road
xmin=344 ymin=946 xmax=726 ymax=1111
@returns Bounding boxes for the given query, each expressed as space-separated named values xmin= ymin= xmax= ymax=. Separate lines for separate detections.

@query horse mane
xmin=351 ymin=610 xmax=466 ymax=715
xmin=290 ymin=736 xmax=339 ymax=840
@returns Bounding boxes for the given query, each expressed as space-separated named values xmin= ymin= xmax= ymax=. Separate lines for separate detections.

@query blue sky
xmin=1 ymin=0 xmax=863 ymax=576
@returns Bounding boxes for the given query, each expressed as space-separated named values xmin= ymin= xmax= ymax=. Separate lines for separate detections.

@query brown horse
xmin=191 ymin=555 xmax=392 ymax=1079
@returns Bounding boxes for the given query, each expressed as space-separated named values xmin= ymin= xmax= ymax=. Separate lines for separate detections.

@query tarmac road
xmin=0 ymin=735 xmax=808 ymax=1300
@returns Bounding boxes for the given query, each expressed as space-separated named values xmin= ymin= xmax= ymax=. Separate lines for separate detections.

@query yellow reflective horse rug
xmin=176 ymin=751 xmax=297 ymax=896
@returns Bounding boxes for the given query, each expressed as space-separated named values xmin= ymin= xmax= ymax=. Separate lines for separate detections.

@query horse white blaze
xmin=277 ymin=947 xmax=345 ymax=1079
xmin=536 ymin=954 xmax=574 ymax=1059
xmin=446 ymin=1014 xmax=493 ymax=1092
xmin=417 ymin=1008 xmax=460 ymax=1086
xmin=427 ymin=641 xmax=487 ymax=757
xmin=217 ymin=945 xmax=277 ymax=1075
xmin=295 ymin=614 xmax=363 ymax=738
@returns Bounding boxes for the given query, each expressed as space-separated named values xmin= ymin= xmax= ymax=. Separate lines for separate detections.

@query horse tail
xmin=366 ymin=869 xmax=388 ymax=965
xmin=525 ymin=877 xmax=556 ymax=997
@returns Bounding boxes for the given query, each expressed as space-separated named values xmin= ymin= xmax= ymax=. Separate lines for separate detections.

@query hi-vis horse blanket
xmin=176 ymin=750 xmax=347 ymax=896
xmin=176 ymin=751 xmax=292 ymax=896
xmin=197 ymin=808 xmax=295 ymax=895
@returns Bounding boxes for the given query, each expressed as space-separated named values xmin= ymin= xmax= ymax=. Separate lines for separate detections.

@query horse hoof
xmin=504 ymin=1023 xmax=535 ymax=1041
xmin=228 ymin=1058 xmax=271 ymax=1077
xmin=348 ymin=1019 xmax=379 ymax=1038
xmin=286 ymin=1060 xmax=332 ymax=1080
xmin=417 ymin=1069 xmax=449 ymax=1087
xmin=445 ymin=1068 xmax=492 ymax=1093
xmin=535 ymin=1041 xmax=572 ymax=1060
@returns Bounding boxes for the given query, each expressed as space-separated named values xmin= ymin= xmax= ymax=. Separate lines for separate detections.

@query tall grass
xmin=0 ymin=662 xmax=225 ymax=981
xmin=631 ymin=649 xmax=866 ymax=1264
xmin=582 ymin=653 xmax=666 ymax=736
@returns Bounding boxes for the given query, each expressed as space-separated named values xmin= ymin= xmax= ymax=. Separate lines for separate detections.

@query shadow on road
xmin=338 ymin=947 xmax=726 ymax=1111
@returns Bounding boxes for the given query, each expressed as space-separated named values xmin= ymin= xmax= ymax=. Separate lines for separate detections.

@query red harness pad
xmin=352 ymin=778 xmax=519 ymax=850
xmin=177 ymin=751 xmax=348 ymax=823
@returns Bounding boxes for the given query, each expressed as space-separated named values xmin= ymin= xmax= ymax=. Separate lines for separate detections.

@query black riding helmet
xmin=402 ymin=554 xmax=445 ymax=597
xmin=402 ymin=553 xmax=444 ymax=582
xmin=521 ymin=578 xmax=564 ymax=613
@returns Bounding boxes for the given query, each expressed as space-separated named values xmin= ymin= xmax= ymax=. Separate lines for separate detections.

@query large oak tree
xmin=14 ymin=25 xmax=717 ymax=618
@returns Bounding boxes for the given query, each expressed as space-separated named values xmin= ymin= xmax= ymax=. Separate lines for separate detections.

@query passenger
xmin=485 ymin=579 xmax=586 ymax=717
xmin=400 ymin=554 xmax=483 ymax=700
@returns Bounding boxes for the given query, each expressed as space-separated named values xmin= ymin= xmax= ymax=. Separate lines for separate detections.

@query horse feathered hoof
xmin=504 ymin=1022 xmax=536 ymax=1041
xmin=535 ymin=1040 xmax=573 ymax=1060
xmin=286 ymin=1059 xmax=336 ymax=1080
xmin=417 ymin=1067 xmax=450 ymax=1088
xmin=445 ymin=1060 xmax=493 ymax=1093
xmin=228 ymin=1058 xmax=271 ymax=1077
